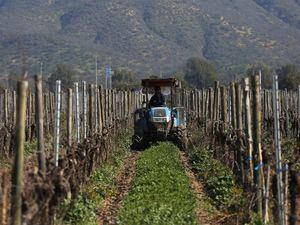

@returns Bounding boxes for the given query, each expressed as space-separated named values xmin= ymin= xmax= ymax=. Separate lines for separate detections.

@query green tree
xmin=184 ymin=57 xmax=217 ymax=88
xmin=246 ymin=64 xmax=273 ymax=89
xmin=0 ymin=71 xmax=20 ymax=90
xmin=47 ymin=64 xmax=76 ymax=91
xmin=276 ymin=64 xmax=300 ymax=90
xmin=112 ymin=68 xmax=139 ymax=91
xmin=172 ymin=71 xmax=189 ymax=88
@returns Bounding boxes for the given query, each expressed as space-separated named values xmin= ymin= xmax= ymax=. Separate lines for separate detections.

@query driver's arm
xmin=160 ymin=94 xmax=165 ymax=105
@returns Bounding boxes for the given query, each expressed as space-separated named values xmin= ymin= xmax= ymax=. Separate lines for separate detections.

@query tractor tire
xmin=131 ymin=134 xmax=148 ymax=150
xmin=176 ymin=128 xmax=188 ymax=151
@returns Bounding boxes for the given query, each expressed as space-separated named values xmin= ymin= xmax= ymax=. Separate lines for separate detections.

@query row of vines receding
xmin=186 ymin=76 xmax=300 ymax=225
xmin=0 ymin=75 xmax=146 ymax=225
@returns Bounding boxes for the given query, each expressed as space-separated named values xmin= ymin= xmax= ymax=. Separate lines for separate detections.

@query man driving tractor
xmin=132 ymin=78 xmax=188 ymax=150
xmin=149 ymin=87 xmax=165 ymax=108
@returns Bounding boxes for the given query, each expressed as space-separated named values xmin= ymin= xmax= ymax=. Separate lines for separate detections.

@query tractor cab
xmin=132 ymin=78 xmax=188 ymax=150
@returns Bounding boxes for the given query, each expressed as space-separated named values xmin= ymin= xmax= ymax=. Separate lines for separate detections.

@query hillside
xmin=0 ymin=0 xmax=300 ymax=79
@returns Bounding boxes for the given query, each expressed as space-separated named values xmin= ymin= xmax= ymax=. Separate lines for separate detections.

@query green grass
xmin=0 ymin=156 xmax=10 ymax=169
xmin=0 ymin=138 xmax=39 ymax=169
xmin=58 ymin=130 xmax=132 ymax=225
xmin=60 ymin=194 xmax=98 ymax=225
xmin=117 ymin=142 xmax=197 ymax=225
xmin=60 ymin=162 xmax=125 ymax=225
xmin=188 ymin=147 xmax=236 ymax=208
xmin=24 ymin=140 xmax=37 ymax=156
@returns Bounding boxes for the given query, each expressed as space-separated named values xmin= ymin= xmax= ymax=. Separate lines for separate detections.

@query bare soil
xmin=179 ymin=151 xmax=224 ymax=225
xmin=98 ymin=152 xmax=139 ymax=225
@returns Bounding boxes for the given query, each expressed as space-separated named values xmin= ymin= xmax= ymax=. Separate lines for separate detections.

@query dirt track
xmin=98 ymin=152 xmax=139 ymax=225
xmin=179 ymin=151 xmax=223 ymax=225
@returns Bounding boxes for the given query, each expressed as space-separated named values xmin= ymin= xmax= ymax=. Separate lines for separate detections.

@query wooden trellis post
xmin=109 ymin=89 xmax=112 ymax=125
xmin=213 ymin=81 xmax=220 ymax=122
xmin=298 ymin=85 xmax=300 ymax=138
xmin=75 ymin=82 xmax=80 ymax=143
xmin=54 ymin=80 xmax=61 ymax=167
xmin=35 ymin=75 xmax=46 ymax=173
xmin=82 ymin=81 xmax=87 ymax=139
xmin=208 ymin=88 xmax=213 ymax=121
xmin=220 ymin=86 xmax=227 ymax=124
xmin=127 ymin=91 xmax=131 ymax=121
xmin=49 ymin=92 xmax=54 ymax=132
xmin=235 ymin=82 xmax=245 ymax=185
xmin=95 ymin=84 xmax=99 ymax=133
xmin=284 ymin=89 xmax=289 ymax=137
xmin=227 ymin=88 xmax=231 ymax=125
xmin=262 ymin=90 xmax=267 ymax=129
xmin=112 ymin=90 xmax=116 ymax=125
xmin=97 ymin=86 xmax=103 ymax=134
xmin=201 ymin=89 xmax=205 ymax=121
xmin=244 ymin=78 xmax=253 ymax=184
xmin=181 ymin=89 xmax=185 ymax=110
xmin=251 ymin=75 xmax=264 ymax=217
xmin=121 ymin=91 xmax=125 ymax=120
xmin=88 ymin=84 xmax=94 ymax=135
xmin=44 ymin=93 xmax=49 ymax=134
xmin=13 ymin=91 xmax=16 ymax=126
xmin=67 ymin=88 xmax=73 ymax=148
xmin=4 ymin=89 xmax=8 ymax=127
xmin=123 ymin=91 xmax=126 ymax=122
xmin=1 ymin=171 xmax=8 ymax=225
xmin=125 ymin=91 xmax=129 ymax=119
xmin=11 ymin=80 xmax=28 ymax=225
xmin=230 ymin=82 xmax=236 ymax=129
xmin=204 ymin=89 xmax=209 ymax=131
xmin=272 ymin=75 xmax=285 ymax=225
xmin=284 ymin=166 xmax=289 ymax=225
xmin=100 ymin=85 xmax=105 ymax=132
xmin=264 ymin=165 xmax=271 ymax=223
xmin=196 ymin=90 xmax=200 ymax=118
xmin=27 ymin=92 xmax=32 ymax=141
xmin=105 ymin=89 xmax=109 ymax=126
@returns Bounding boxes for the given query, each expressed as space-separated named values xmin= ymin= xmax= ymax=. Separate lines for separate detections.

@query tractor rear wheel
xmin=131 ymin=134 xmax=148 ymax=150
xmin=173 ymin=127 xmax=188 ymax=151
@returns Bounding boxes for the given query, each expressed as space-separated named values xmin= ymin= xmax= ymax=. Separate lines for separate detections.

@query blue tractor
xmin=131 ymin=78 xmax=188 ymax=150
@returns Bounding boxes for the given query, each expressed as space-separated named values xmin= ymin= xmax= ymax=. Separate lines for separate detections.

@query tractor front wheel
xmin=173 ymin=128 xmax=188 ymax=151
xmin=131 ymin=134 xmax=148 ymax=150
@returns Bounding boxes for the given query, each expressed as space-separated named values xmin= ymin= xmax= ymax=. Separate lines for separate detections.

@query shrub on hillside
xmin=184 ymin=57 xmax=217 ymax=89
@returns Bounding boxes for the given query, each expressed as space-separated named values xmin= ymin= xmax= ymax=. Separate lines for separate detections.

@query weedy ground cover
xmin=187 ymin=129 xmax=245 ymax=210
xmin=188 ymin=146 xmax=238 ymax=208
xmin=117 ymin=142 xmax=197 ymax=225
xmin=57 ymin=131 xmax=132 ymax=225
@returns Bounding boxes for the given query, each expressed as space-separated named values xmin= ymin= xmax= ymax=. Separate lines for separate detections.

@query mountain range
xmin=0 ymin=0 xmax=300 ymax=80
